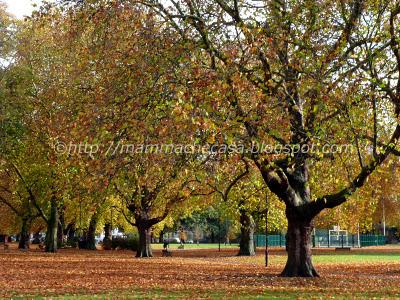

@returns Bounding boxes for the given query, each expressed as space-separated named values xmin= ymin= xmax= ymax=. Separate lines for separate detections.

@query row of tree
xmin=1 ymin=0 xmax=400 ymax=277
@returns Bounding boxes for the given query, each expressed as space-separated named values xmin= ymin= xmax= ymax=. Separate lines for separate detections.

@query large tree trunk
xmin=65 ymin=223 xmax=77 ymax=247
xmin=57 ymin=221 xmax=64 ymax=248
xmin=65 ymin=223 xmax=75 ymax=240
xmin=45 ymin=197 xmax=58 ymax=253
xmin=18 ymin=217 xmax=31 ymax=250
xmin=136 ymin=225 xmax=153 ymax=257
xmin=103 ymin=223 xmax=112 ymax=250
xmin=85 ymin=213 xmax=98 ymax=250
xmin=260 ymin=151 xmax=321 ymax=276
xmin=57 ymin=205 xmax=65 ymax=247
xmin=238 ymin=210 xmax=255 ymax=256
xmin=280 ymin=208 xmax=318 ymax=277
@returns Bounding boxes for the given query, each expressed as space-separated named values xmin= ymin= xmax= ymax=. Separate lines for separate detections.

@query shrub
xmin=78 ymin=238 xmax=88 ymax=249
xmin=111 ymin=235 xmax=138 ymax=251
xmin=66 ymin=236 xmax=79 ymax=248
xmin=102 ymin=237 xmax=112 ymax=250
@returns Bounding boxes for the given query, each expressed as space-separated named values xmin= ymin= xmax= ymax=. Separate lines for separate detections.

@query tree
xmin=0 ymin=22 xmax=64 ymax=252
xmin=11 ymin=2 xmax=109 ymax=252
xmin=0 ymin=162 xmax=43 ymax=249
xmin=210 ymin=157 xmax=286 ymax=256
xmin=208 ymin=158 xmax=255 ymax=255
xmin=140 ymin=0 xmax=400 ymax=276
xmin=179 ymin=207 xmax=228 ymax=243
xmin=0 ymin=1 xmax=15 ymax=65
xmin=114 ymin=159 xmax=212 ymax=257
xmin=0 ymin=8 xmax=39 ymax=247
xmin=36 ymin=0 xmax=217 ymax=257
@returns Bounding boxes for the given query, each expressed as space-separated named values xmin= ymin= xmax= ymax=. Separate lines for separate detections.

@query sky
xmin=3 ymin=0 xmax=44 ymax=19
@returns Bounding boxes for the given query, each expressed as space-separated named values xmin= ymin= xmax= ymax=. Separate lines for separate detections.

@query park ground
xmin=1 ymin=244 xmax=400 ymax=299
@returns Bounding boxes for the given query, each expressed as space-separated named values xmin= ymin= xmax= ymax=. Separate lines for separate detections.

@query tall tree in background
xmin=210 ymin=158 xmax=286 ymax=256
xmin=0 ymin=163 xmax=41 ymax=249
xmin=34 ymin=1 xmax=214 ymax=256
xmin=6 ymin=4 xmax=90 ymax=252
xmin=210 ymin=159 xmax=256 ymax=256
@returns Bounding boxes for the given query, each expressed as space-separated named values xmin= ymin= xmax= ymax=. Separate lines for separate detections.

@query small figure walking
xmin=162 ymin=241 xmax=171 ymax=257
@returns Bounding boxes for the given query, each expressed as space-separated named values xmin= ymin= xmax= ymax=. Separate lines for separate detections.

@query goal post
xmin=329 ymin=227 xmax=349 ymax=248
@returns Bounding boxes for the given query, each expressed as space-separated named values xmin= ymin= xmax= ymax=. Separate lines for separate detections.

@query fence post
xmin=328 ymin=231 xmax=330 ymax=248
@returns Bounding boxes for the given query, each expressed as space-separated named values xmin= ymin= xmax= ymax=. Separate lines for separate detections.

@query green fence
xmin=254 ymin=234 xmax=286 ymax=247
xmin=254 ymin=233 xmax=386 ymax=248
xmin=359 ymin=234 xmax=386 ymax=247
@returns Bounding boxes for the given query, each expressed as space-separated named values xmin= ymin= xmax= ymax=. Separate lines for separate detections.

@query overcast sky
xmin=3 ymin=0 xmax=44 ymax=19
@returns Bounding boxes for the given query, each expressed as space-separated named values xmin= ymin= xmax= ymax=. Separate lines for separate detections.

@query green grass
xmin=11 ymin=288 xmax=400 ymax=300
xmin=312 ymin=252 xmax=400 ymax=264
xmin=249 ymin=252 xmax=400 ymax=265
xmin=151 ymin=243 xmax=240 ymax=250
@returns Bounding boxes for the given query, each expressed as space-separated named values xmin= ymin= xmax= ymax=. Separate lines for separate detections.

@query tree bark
xmin=45 ymin=197 xmax=58 ymax=253
xmin=280 ymin=208 xmax=319 ymax=277
xmin=57 ymin=205 xmax=65 ymax=247
xmin=238 ymin=210 xmax=255 ymax=256
xmin=136 ymin=225 xmax=153 ymax=257
xmin=85 ymin=213 xmax=98 ymax=250
xmin=260 ymin=156 xmax=320 ymax=276
xmin=65 ymin=223 xmax=75 ymax=240
xmin=65 ymin=223 xmax=77 ymax=247
xmin=18 ymin=217 xmax=31 ymax=250
xmin=103 ymin=223 xmax=112 ymax=250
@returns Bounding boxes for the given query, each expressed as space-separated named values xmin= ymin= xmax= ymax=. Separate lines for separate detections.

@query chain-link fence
xmin=255 ymin=230 xmax=386 ymax=248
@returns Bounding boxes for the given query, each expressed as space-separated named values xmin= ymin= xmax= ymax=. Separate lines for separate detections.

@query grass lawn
xmin=151 ymin=243 xmax=240 ymax=250
xmin=15 ymin=289 xmax=399 ymax=299
xmin=254 ymin=251 xmax=400 ymax=265
xmin=1 ymin=245 xmax=400 ymax=299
